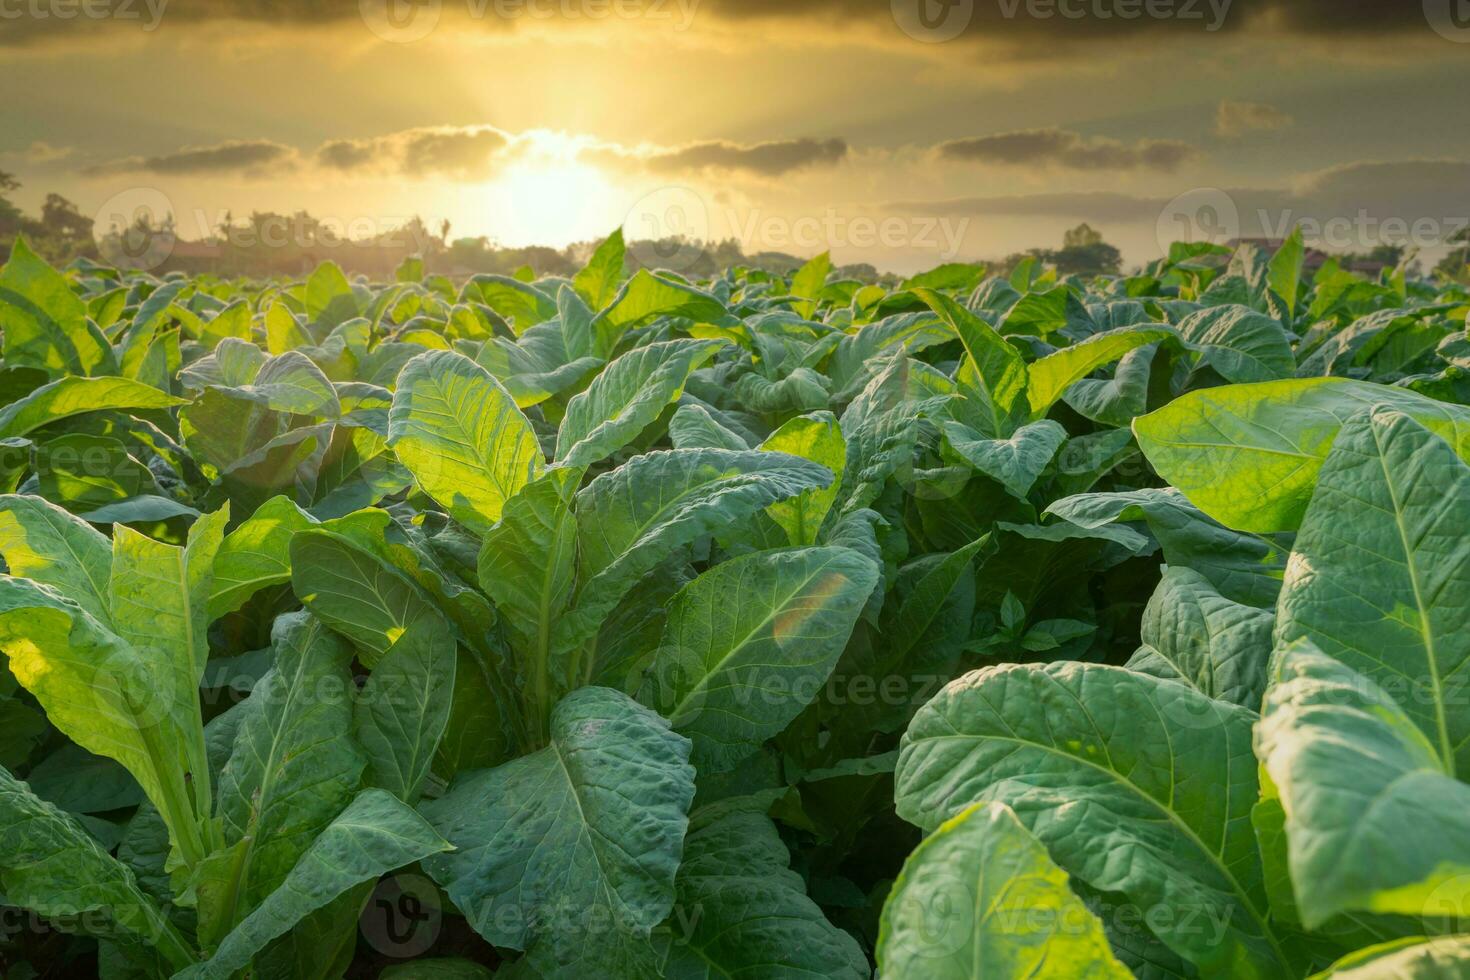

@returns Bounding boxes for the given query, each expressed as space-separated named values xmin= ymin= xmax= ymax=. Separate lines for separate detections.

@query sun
xmin=458 ymin=138 xmax=618 ymax=248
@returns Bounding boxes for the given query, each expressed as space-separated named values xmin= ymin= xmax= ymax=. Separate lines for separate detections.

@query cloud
xmin=587 ymin=137 xmax=848 ymax=177
xmin=82 ymin=139 xmax=298 ymax=177
xmin=1215 ymin=100 xmax=1294 ymax=138
xmin=936 ymin=129 xmax=1199 ymax=172
xmin=887 ymin=159 xmax=1470 ymax=247
xmin=0 ymin=0 xmax=1442 ymax=53
xmin=316 ymin=126 xmax=513 ymax=179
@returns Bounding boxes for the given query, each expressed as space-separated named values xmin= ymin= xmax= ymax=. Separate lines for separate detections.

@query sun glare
xmin=463 ymin=153 xmax=617 ymax=248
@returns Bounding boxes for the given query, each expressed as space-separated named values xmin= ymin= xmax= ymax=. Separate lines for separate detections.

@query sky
xmin=3 ymin=0 xmax=1469 ymax=273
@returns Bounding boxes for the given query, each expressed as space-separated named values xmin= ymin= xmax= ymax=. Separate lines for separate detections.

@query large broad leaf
xmin=914 ymin=287 xmax=1025 ymax=437
xmin=477 ymin=468 xmax=579 ymax=708
xmin=387 ymin=350 xmax=543 ymax=535
xmin=591 ymin=270 xmax=729 ymax=355
xmin=895 ymin=661 xmax=1293 ymax=978
xmin=1276 ymin=410 xmax=1470 ymax=774
xmin=555 ymin=338 xmax=724 ymax=469
xmin=1177 ymin=305 xmax=1294 ymax=383
xmin=1128 ymin=566 xmax=1273 ymax=708
xmin=639 ymin=546 xmax=878 ymax=773
xmin=0 ymin=766 xmax=194 ymax=970
xmin=1046 ymin=487 xmax=1288 ymax=608
xmin=0 ymin=493 xmax=113 ymax=622
xmin=110 ymin=506 xmax=229 ymax=691
xmin=758 ymin=411 xmax=844 ymax=546
xmin=662 ymin=802 xmax=869 ymax=979
xmin=178 ymin=789 xmax=450 ymax=980
xmin=1258 ymin=641 xmax=1470 ymax=930
xmin=1026 ymin=324 xmax=1175 ymax=417
xmin=208 ymin=498 xmax=386 ymax=620
xmin=1309 ymin=936 xmax=1470 ymax=978
xmin=0 ymin=577 xmax=213 ymax=865
xmin=1268 ymin=227 xmax=1305 ymax=320
xmin=0 ymin=237 xmax=114 ymax=378
xmin=0 ymin=375 xmax=184 ymax=440
xmin=573 ymin=228 xmax=628 ymax=310
xmin=303 ymin=261 xmax=360 ymax=331
xmin=422 ymin=687 xmax=694 ymax=964
xmin=1132 ymin=378 xmax=1470 ymax=532
xmin=556 ymin=448 xmax=832 ymax=651
xmin=942 ymin=418 xmax=1065 ymax=498
xmin=214 ymin=612 xmax=365 ymax=908
xmin=290 ymin=529 xmax=456 ymax=801
xmin=465 ymin=274 xmax=558 ymax=333
xmin=877 ymin=801 xmax=1130 ymax=979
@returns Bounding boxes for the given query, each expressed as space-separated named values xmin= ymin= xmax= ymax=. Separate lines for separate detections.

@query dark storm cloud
xmin=937 ymin=129 xmax=1199 ymax=172
xmin=886 ymin=160 xmax=1470 ymax=237
xmin=588 ymin=137 xmax=849 ymax=177
xmin=318 ymin=127 xmax=512 ymax=179
xmin=81 ymin=139 xmax=297 ymax=177
xmin=0 ymin=0 xmax=1438 ymax=49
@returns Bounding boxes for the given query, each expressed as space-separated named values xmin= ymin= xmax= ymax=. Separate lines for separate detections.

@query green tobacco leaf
xmin=555 ymin=338 xmax=724 ymax=469
xmin=668 ymin=402 xmax=750 ymax=451
xmin=1128 ymin=566 xmax=1273 ymax=708
xmin=0 ymin=237 xmax=114 ymax=378
xmin=209 ymin=498 xmax=386 ymax=620
xmin=1026 ymin=324 xmax=1175 ymax=417
xmin=422 ymin=687 xmax=694 ymax=962
xmin=0 ymin=766 xmax=194 ymax=970
xmin=380 ymin=960 xmax=493 ymax=979
xmin=914 ymin=287 xmax=1025 ymax=437
xmin=477 ymin=467 xmax=578 ymax=702
xmin=895 ymin=661 xmax=1292 ymax=978
xmin=790 ymin=250 xmax=832 ymax=319
xmin=663 ymin=803 xmax=869 ymax=979
xmin=1046 ymin=487 xmax=1288 ymax=607
xmin=592 ymin=270 xmax=729 ymax=355
xmin=943 ymin=418 xmax=1065 ymax=498
xmin=758 ymin=411 xmax=843 ymax=546
xmin=0 ymin=493 xmax=113 ymax=622
xmin=466 ymin=274 xmax=558 ymax=333
xmin=557 ymin=448 xmax=832 ymax=651
xmin=179 ymin=789 xmax=450 ymax=980
xmin=640 ymin=546 xmax=878 ymax=773
xmin=291 ymin=528 xmax=456 ymax=801
xmin=1133 ymin=377 xmax=1470 ymax=532
xmin=0 ymin=577 xmax=213 ymax=866
xmin=1177 ymin=304 xmax=1294 ymax=383
xmin=1259 ymin=642 xmax=1470 ymax=930
xmin=388 ymin=350 xmax=543 ymax=534
xmin=1309 ymin=936 xmax=1470 ymax=978
xmin=1275 ymin=410 xmax=1470 ymax=774
xmin=1268 ymin=227 xmax=1305 ymax=319
xmin=303 ymin=261 xmax=359 ymax=331
xmin=215 ymin=612 xmax=365 ymax=908
xmin=0 ymin=375 xmax=184 ymax=440
xmin=574 ymin=228 xmax=628 ymax=310
xmin=877 ymin=801 xmax=1130 ymax=979
xmin=110 ymin=506 xmax=229 ymax=689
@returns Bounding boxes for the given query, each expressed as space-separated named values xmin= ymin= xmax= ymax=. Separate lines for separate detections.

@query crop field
xmin=0 ymin=228 xmax=1465 ymax=979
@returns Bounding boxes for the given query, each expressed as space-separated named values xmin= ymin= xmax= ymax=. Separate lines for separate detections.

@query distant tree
xmin=39 ymin=193 xmax=93 ymax=240
xmin=1436 ymin=228 xmax=1470 ymax=282
xmin=0 ymin=171 xmax=23 ymax=237
xmin=1045 ymin=222 xmax=1122 ymax=276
